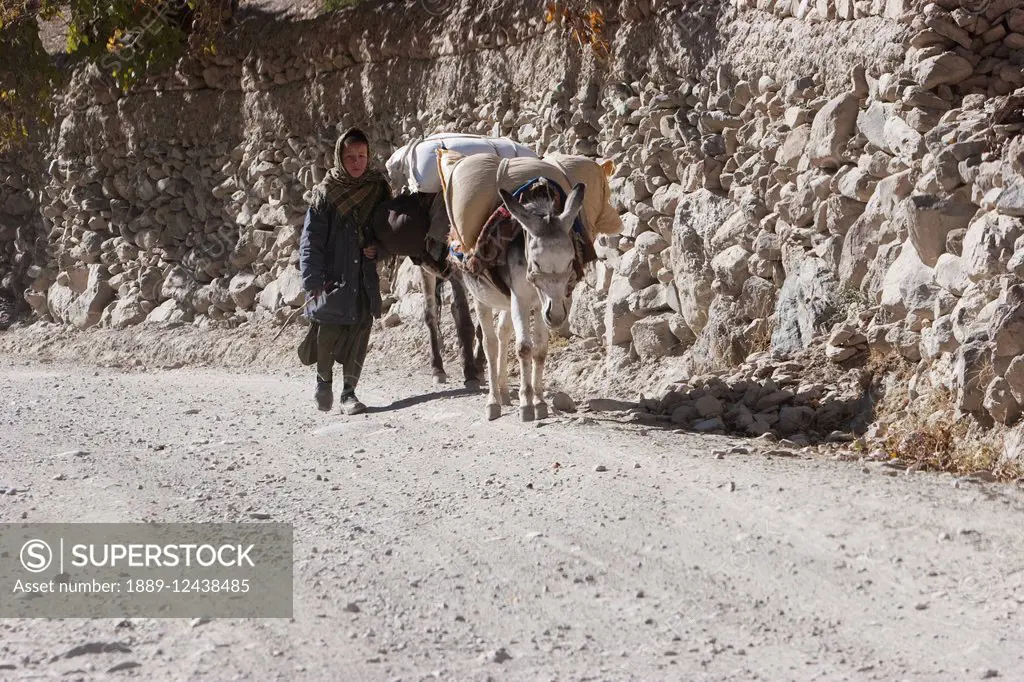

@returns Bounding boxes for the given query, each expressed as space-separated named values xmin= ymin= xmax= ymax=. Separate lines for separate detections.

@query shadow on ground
xmin=365 ymin=385 xmax=484 ymax=414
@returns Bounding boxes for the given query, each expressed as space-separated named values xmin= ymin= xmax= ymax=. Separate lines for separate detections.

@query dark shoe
xmin=315 ymin=382 xmax=333 ymax=412
xmin=340 ymin=392 xmax=366 ymax=415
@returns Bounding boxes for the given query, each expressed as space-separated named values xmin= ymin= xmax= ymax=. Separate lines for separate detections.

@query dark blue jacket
xmin=299 ymin=195 xmax=383 ymax=326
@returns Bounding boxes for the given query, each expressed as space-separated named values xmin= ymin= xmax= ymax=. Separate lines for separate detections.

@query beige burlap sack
xmin=440 ymin=151 xmax=622 ymax=252
xmin=545 ymin=153 xmax=623 ymax=237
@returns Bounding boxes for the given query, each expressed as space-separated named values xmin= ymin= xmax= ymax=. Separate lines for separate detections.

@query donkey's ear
xmin=499 ymin=188 xmax=537 ymax=231
xmin=560 ymin=183 xmax=586 ymax=229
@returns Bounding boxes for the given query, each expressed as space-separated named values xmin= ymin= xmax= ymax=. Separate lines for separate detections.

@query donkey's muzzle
xmin=543 ymin=301 xmax=567 ymax=328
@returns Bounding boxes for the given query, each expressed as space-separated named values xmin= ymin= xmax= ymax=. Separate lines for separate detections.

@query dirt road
xmin=2 ymin=357 xmax=1023 ymax=681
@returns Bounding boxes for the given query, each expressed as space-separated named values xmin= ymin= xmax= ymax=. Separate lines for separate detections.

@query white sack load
xmin=387 ymin=133 xmax=538 ymax=194
xmin=439 ymin=151 xmax=623 ymax=252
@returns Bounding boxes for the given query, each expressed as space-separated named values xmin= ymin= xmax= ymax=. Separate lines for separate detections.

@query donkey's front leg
xmin=532 ymin=316 xmax=550 ymax=420
xmin=509 ymin=297 xmax=536 ymax=422
xmin=475 ymin=302 xmax=502 ymax=421
xmin=421 ymin=268 xmax=446 ymax=384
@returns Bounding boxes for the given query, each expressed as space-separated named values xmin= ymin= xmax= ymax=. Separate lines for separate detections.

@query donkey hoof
xmin=534 ymin=402 xmax=549 ymax=420
xmin=520 ymin=404 xmax=536 ymax=422
xmin=486 ymin=403 xmax=501 ymax=421
xmin=433 ymin=372 xmax=448 ymax=385
xmin=464 ymin=378 xmax=481 ymax=391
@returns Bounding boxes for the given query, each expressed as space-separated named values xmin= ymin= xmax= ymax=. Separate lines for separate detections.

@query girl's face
xmin=342 ymin=142 xmax=369 ymax=178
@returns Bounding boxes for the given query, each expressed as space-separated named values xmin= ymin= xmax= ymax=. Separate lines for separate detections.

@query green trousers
xmin=316 ymin=312 xmax=372 ymax=395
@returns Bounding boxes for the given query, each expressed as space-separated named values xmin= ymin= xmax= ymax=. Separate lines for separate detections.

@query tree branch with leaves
xmin=0 ymin=0 xmax=237 ymax=151
xmin=544 ymin=1 xmax=610 ymax=61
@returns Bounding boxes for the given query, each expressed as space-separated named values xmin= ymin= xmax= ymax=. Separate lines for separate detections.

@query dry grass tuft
xmin=871 ymin=369 xmax=1023 ymax=481
xmin=863 ymin=349 xmax=912 ymax=379
xmin=547 ymin=333 xmax=571 ymax=352
xmin=745 ymin=317 xmax=774 ymax=356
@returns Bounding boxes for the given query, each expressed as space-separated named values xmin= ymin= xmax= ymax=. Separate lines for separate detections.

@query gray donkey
xmin=460 ymin=179 xmax=586 ymax=421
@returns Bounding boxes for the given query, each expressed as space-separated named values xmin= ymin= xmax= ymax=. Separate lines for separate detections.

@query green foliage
xmin=0 ymin=0 xmax=596 ymax=151
xmin=0 ymin=0 xmax=236 ymax=151
xmin=0 ymin=9 xmax=59 ymax=151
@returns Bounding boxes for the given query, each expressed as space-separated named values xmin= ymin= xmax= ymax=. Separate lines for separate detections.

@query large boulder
xmin=47 ymin=265 xmax=113 ymax=329
xmin=880 ymin=240 xmax=940 ymax=320
xmin=920 ymin=315 xmax=958 ymax=360
xmin=883 ymin=116 xmax=926 ymax=161
xmin=671 ymin=189 xmax=736 ymax=333
xmin=736 ymin=276 xmax=777 ymax=321
xmin=988 ymin=284 xmax=1024 ymax=358
xmin=1001 ymin=421 xmax=1024 ymax=469
xmin=824 ymin=195 xmax=866 ymax=237
xmin=618 ymin=248 xmax=657 ymax=290
xmin=652 ymin=183 xmax=685 ymax=216
xmin=257 ymin=280 xmax=281 ymax=311
xmin=690 ymin=295 xmax=746 ymax=369
xmin=951 ymin=340 xmax=992 ymax=416
xmin=778 ymin=185 xmax=817 ymax=228
xmin=839 ymin=171 xmax=914 ymax=289
xmin=138 ymin=266 xmax=164 ymax=301
xmin=710 ymin=211 xmax=754 ymax=251
xmin=805 ymin=93 xmax=859 ymax=170
xmin=857 ymin=102 xmax=895 ymax=152
xmin=46 ymin=282 xmax=77 ymax=326
xmin=229 ymin=272 xmax=258 ymax=309
xmin=393 ymin=257 xmax=422 ymax=297
xmin=984 ymin=377 xmax=1021 ymax=426
xmin=604 ymin=275 xmax=639 ymax=346
xmin=772 ymin=257 xmax=838 ymax=353
xmin=914 ymin=52 xmax=974 ymax=89
xmin=777 ymin=125 xmax=812 ymax=168
xmin=110 ymin=293 xmax=148 ymax=329
xmin=631 ymin=314 xmax=683 ymax=360
xmin=568 ymin=284 xmax=604 ymax=339
xmin=710 ymin=245 xmax=752 ymax=296
xmin=902 ymin=194 xmax=978 ymax=267
xmin=934 ymin=253 xmax=971 ymax=296
xmin=24 ymin=288 xmax=48 ymax=318
xmin=634 ymin=231 xmax=669 ymax=256
xmin=778 ymin=405 xmax=815 ymax=436
xmin=207 ymin=279 xmax=236 ymax=313
xmin=275 ymin=267 xmax=305 ymax=308
xmin=161 ymin=265 xmax=200 ymax=309
xmin=962 ymin=213 xmax=1024 ymax=281
xmin=395 ymin=292 xmax=425 ymax=325
xmin=1006 ymin=355 xmax=1024 ymax=407
xmin=951 ymin=284 xmax=995 ymax=345
xmin=145 ymin=299 xmax=193 ymax=324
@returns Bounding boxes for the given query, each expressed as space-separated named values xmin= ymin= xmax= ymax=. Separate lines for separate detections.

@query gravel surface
xmin=2 ymin=354 xmax=1023 ymax=681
